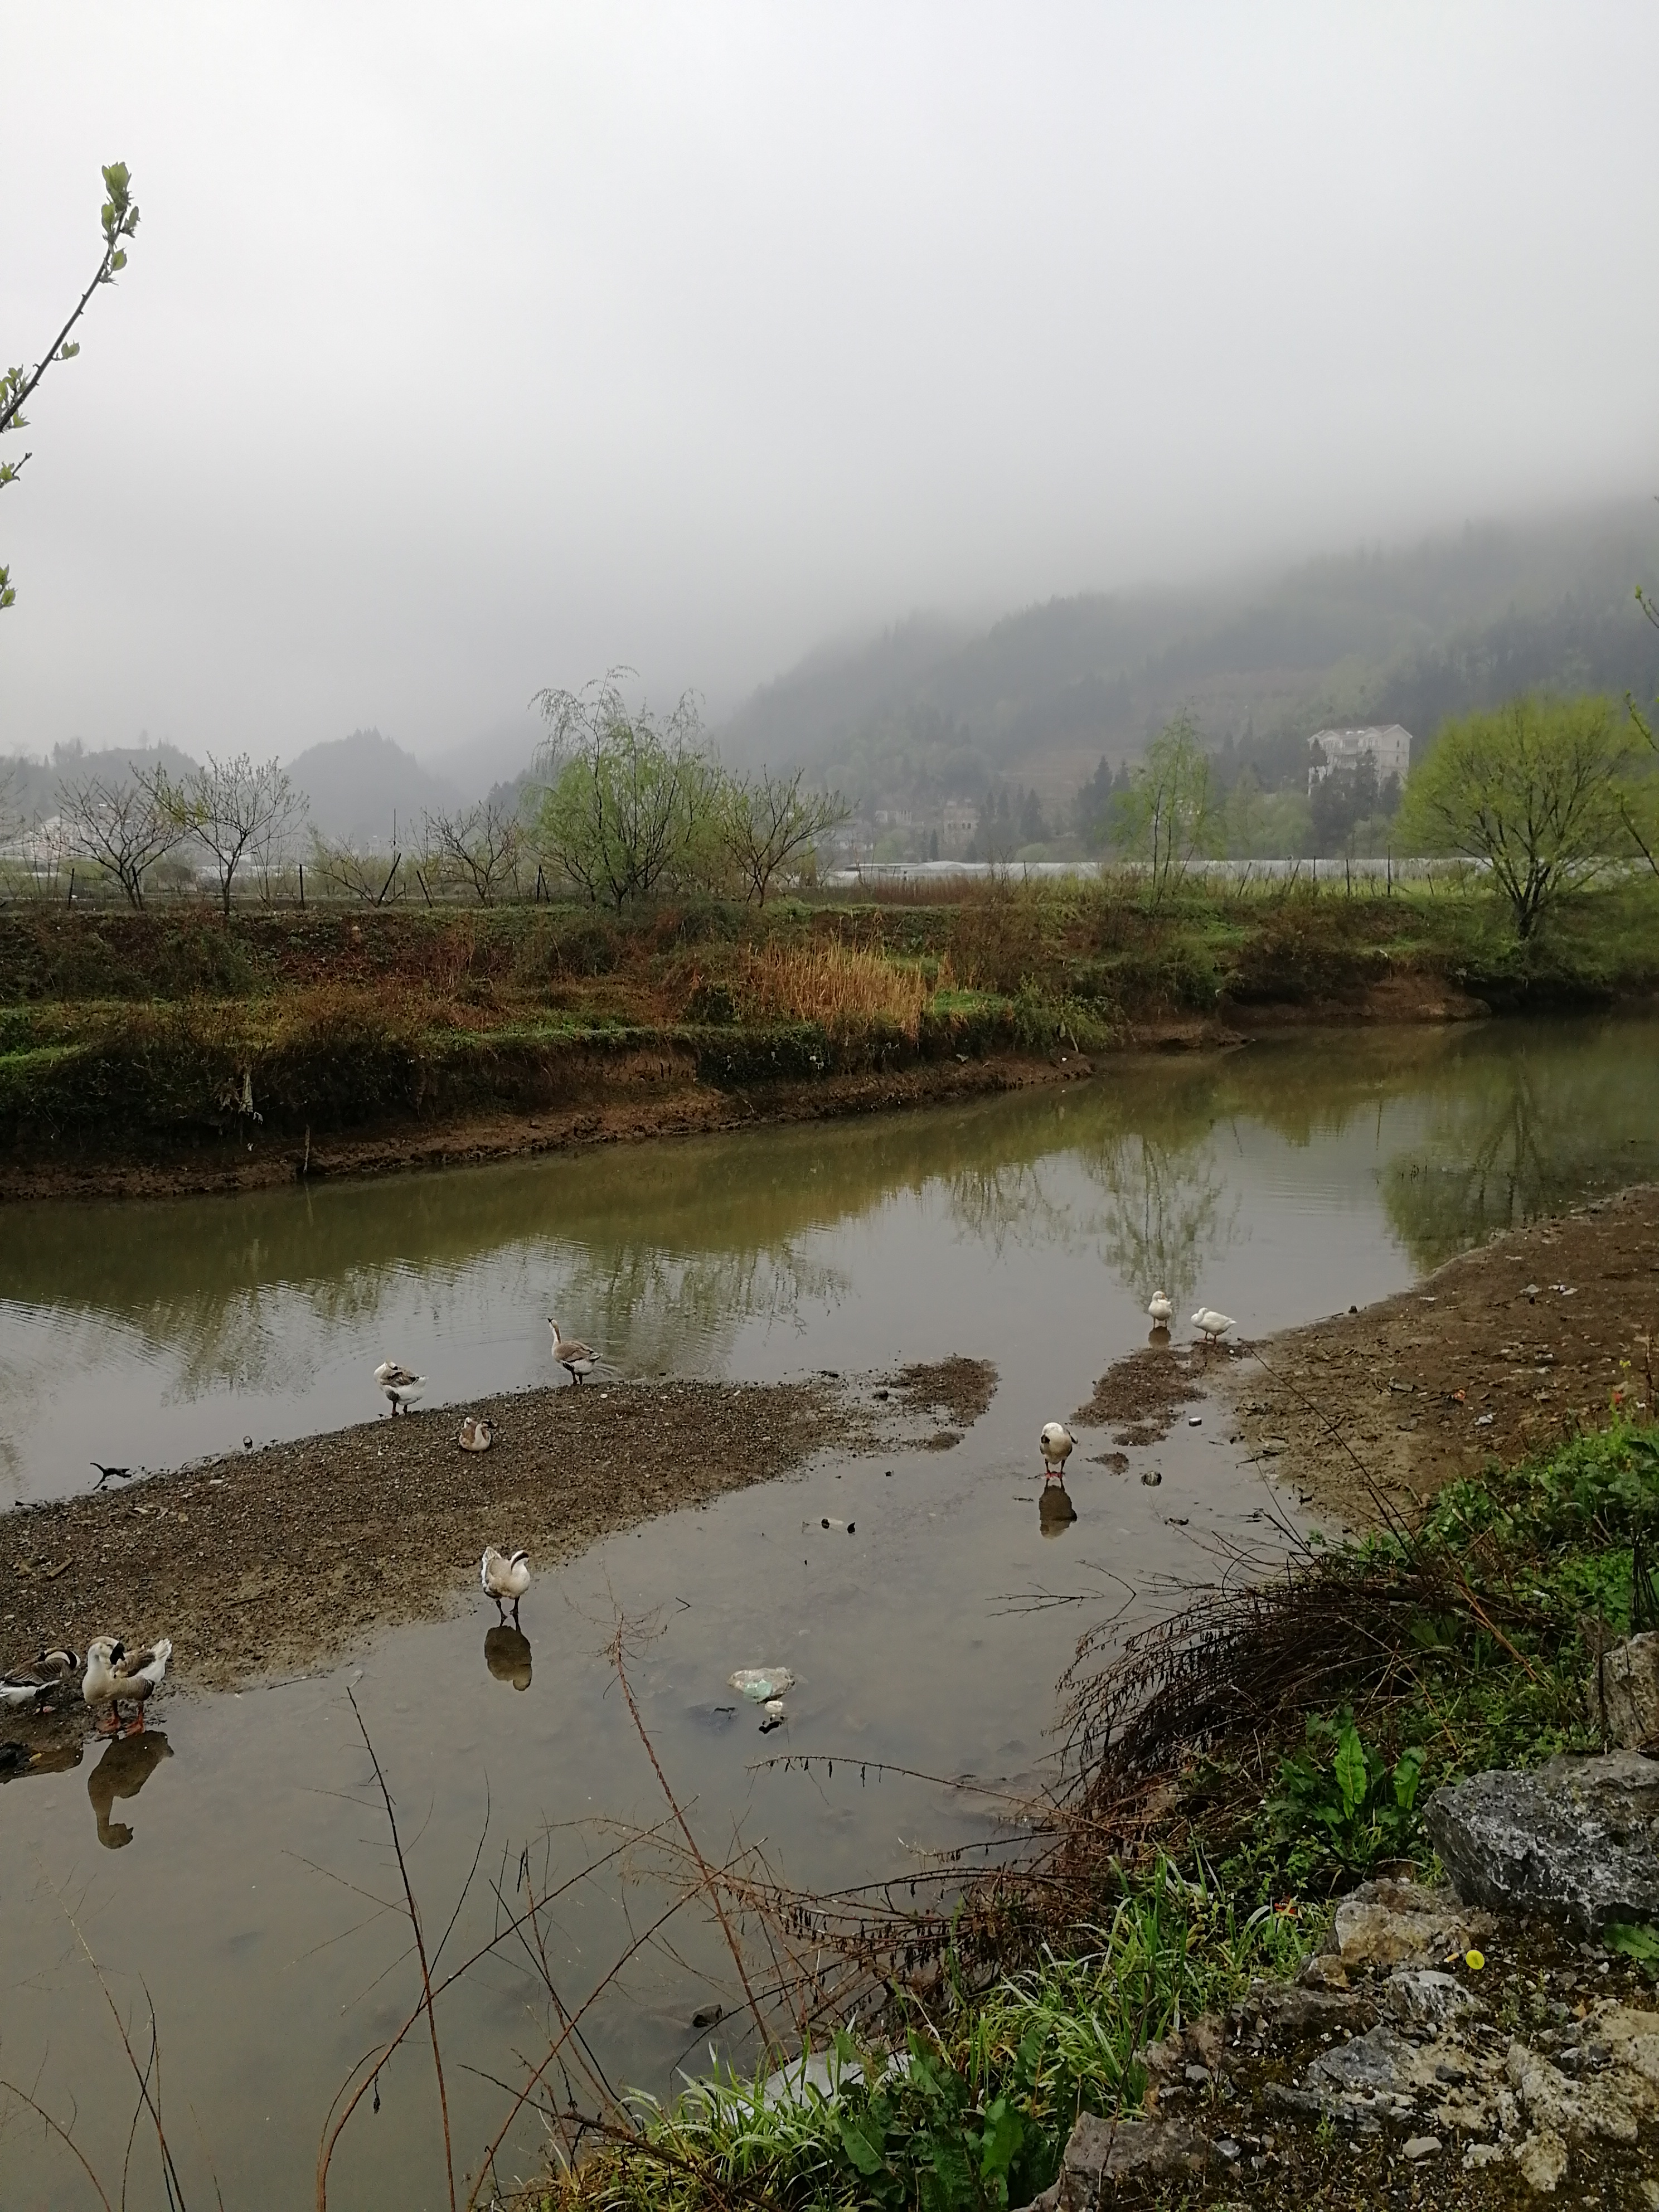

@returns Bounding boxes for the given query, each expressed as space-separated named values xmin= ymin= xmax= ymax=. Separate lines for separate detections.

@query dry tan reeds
xmin=734 ymin=941 xmax=949 ymax=1039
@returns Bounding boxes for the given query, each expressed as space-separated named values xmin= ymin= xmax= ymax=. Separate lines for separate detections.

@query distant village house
xmin=1306 ymin=723 xmax=1412 ymax=795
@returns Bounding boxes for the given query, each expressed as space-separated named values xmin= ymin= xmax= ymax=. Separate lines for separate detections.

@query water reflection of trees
xmin=1082 ymin=1131 xmax=1238 ymax=1312
xmin=3 ymin=1016 xmax=1657 ymax=1412
xmin=1381 ymin=1039 xmax=1659 ymax=1270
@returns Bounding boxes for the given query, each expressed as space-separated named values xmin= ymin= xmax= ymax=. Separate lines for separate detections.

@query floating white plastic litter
xmin=729 ymin=1668 xmax=795 ymax=1701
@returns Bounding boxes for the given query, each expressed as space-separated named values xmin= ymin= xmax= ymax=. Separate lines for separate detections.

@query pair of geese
xmin=1036 ymin=1294 xmax=1236 ymax=1481
xmin=373 ymin=1317 xmax=597 ymax=1419
xmin=2 ymin=1638 xmax=172 ymax=1734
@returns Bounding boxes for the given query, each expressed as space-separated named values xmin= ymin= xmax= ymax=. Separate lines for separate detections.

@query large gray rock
xmin=1424 ymin=1752 xmax=1659 ymax=1933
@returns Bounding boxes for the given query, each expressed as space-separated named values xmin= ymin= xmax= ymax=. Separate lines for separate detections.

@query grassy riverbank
xmin=524 ymin=1408 xmax=1659 ymax=2211
xmin=1 ymin=874 xmax=1656 ymax=1188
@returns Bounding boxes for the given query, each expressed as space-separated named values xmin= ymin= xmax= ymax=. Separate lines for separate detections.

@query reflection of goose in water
xmin=484 ymin=1623 xmax=533 ymax=1691
xmin=481 ymin=1545 xmax=530 ymax=1625
xmin=1040 ymin=1422 xmax=1074 ymax=1479
xmin=1147 ymin=1290 xmax=1172 ymax=1335
xmin=87 ymin=1729 xmax=172 ymax=1847
xmin=83 ymin=1637 xmax=172 ymax=1736
xmin=1038 ymin=1482 xmax=1078 ymax=1537
xmin=375 ymin=1360 xmax=425 ymax=1415
xmin=547 ymin=1318 xmax=596 ymax=1385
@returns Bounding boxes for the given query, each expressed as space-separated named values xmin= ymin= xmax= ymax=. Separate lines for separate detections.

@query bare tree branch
xmin=421 ymin=798 xmax=524 ymax=904
xmin=56 ymin=770 xmax=188 ymax=908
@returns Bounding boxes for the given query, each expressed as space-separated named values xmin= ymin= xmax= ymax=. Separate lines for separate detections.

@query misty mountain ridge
xmin=715 ymin=499 xmax=1659 ymax=805
xmin=284 ymin=729 xmax=466 ymax=846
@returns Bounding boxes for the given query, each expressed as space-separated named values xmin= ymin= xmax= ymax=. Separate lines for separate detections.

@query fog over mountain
xmin=715 ymin=502 xmax=1659 ymax=807
xmin=4 ymin=8 xmax=1659 ymax=769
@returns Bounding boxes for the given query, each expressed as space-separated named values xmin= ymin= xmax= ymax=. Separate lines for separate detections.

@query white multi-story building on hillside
xmin=1306 ymin=723 xmax=1413 ymax=795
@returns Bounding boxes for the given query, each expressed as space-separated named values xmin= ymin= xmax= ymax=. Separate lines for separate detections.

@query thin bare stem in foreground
xmin=339 ymin=1687 xmax=457 ymax=2212
xmin=0 ymin=2077 xmax=114 ymax=2210
xmin=606 ymin=1613 xmax=770 ymax=2046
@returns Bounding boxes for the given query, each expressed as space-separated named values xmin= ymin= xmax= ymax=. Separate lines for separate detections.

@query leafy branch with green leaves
xmin=2 ymin=162 xmax=139 ymax=617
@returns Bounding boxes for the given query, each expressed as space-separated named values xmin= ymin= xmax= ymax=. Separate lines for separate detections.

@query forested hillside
xmin=715 ymin=502 xmax=1659 ymax=810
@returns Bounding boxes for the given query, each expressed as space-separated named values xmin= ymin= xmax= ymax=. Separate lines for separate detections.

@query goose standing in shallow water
xmin=83 ymin=1637 xmax=172 ymax=1736
xmin=1039 ymin=1422 xmax=1074 ymax=1479
xmin=1147 ymin=1291 xmax=1173 ymax=1331
xmin=547 ymin=1318 xmax=596 ymax=1386
xmin=481 ymin=1545 xmax=531 ymax=1625
xmin=374 ymin=1361 xmax=425 ymax=1415
xmin=1191 ymin=1308 xmax=1235 ymax=1346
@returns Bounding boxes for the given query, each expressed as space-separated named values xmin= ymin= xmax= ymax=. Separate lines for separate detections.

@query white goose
xmin=83 ymin=1636 xmax=172 ymax=1736
xmin=481 ymin=1545 xmax=531 ymax=1624
xmin=1040 ymin=1421 xmax=1074 ymax=1479
xmin=1147 ymin=1290 xmax=1173 ymax=1329
xmin=458 ymin=1416 xmax=494 ymax=1453
xmin=1191 ymin=1308 xmax=1235 ymax=1346
xmin=547 ymin=1317 xmax=596 ymax=1386
xmin=374 ymin=1360 xmax=425 ymax=1416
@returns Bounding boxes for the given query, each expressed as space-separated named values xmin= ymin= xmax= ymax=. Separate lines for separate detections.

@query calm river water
xmin=1 ymin=1016 xmax=1656 ymax=2208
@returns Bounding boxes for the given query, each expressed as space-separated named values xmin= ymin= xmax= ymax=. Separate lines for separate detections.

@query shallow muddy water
xmin=2 ymin=1016 xmax=1657 ymax=2208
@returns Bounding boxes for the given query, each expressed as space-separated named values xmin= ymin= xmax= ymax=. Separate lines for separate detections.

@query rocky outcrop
xmin=1013 ymin=1885 xmax=1659 ymax=2207
xmin=1424 ymin=1753 xmax=1659 ymax=1934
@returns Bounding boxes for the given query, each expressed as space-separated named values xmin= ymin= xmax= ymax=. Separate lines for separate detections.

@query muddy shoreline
xmin=3 ymin=1377 xmax=851 ymax=1695
xmin=1 ymin=1357 xmax=996 ymax=1702
xmin=1220 ymin=1182 xmax=1659 ymax=1530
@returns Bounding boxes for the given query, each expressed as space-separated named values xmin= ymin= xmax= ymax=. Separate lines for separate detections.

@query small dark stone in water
xmin=1141 ymin=1469 xmax=1162 ymax=1486
xmin=244 ymin=1435 xmax=254 ymax=1449
xmin=691 ymin=2004 xmax=724 ymax=2030
xmin=1348 ymin=1304 xmax=1359 ymax=1314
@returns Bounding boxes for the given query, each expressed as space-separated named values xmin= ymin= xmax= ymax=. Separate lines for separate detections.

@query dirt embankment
xmin=0 ymin=1051 xmax=1095 ymax=1203
xmin=1218 ymin=1185 xmax=1659 ymax=1529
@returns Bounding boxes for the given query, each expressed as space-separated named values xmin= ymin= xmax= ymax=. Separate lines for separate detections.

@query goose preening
xmin=375 ymin=1361 xmax=425 ymax=1416
xmin=1039 ymin=1421 xmax=1074 ymax=1479
xmin=458 ymin=1416 xmax=494 ymax=1453
xmin=481 ymin=1545 xmax=531 ymax=1624
xmin=1147 ymin=1291 xmax=1173 ymax=1330
xmin=547 ymin=1317 xmax=596 ymax=1386
xmin=1 ymin=1646 xmax=81 ymax=1713
xmin=1 ymin=1670 xmax=52 ymax=1714
xmin=83 ymin=1637 xmax=172 ymax=1736
xmin=1191 ymin=1309 xmax=1235 ymax=1346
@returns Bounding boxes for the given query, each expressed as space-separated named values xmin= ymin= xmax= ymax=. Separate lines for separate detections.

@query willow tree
xmin=531 ymin=675 xmax=716 ymax=908
xmin=2 ymin=164 xmax=140 ymax=619
xmin=1112 ymin=713 xmax=1217 ymax=903
xmin=1400 ymin=694 xmax=1638 ymax=938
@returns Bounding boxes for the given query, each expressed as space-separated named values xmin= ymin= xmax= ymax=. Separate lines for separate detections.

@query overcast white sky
xmin=3 ymin=3 xmax=1657 ymax=764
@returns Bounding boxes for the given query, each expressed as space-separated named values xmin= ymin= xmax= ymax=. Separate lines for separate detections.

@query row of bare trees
xmin=53 ymin=752 xmax=306 ymax=913
xmin=17 ymin=680 xmax=848 ymax=913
